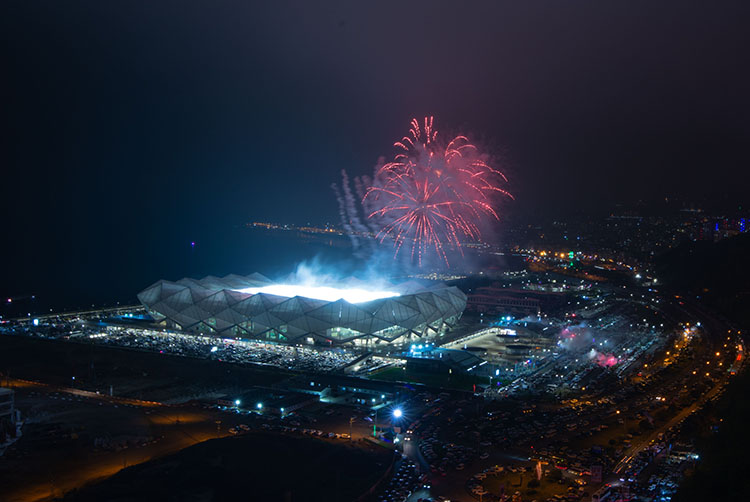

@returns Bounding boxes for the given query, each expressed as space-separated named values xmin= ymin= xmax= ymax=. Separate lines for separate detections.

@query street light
xmin=235 ymin=399 xmax=241 ymax=407
xmin=393 ymin=408 xmax=403 ymax=419
xmin=257 ymin=402 xmax=263 ymax=410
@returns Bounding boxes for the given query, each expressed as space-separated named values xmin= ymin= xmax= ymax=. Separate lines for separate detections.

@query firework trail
xmin=353 ymin=174 xmax=369 ymax=205
xmin=332 ymin=169 xmax=378 ymax=252
xmin=364 ymin=117 xmax=513 ymax=266
xmin=331 ymin=180 xmax=356 ymax=246
xmin=340 ymin=170 xmax=363 ymax=234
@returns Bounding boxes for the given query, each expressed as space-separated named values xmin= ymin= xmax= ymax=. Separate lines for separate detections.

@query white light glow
xmin=235 ymin=284 xmax=399 ymax=304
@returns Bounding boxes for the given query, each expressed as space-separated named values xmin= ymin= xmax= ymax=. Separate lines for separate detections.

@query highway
xmin=610 ymin=294 xmax=739 ymax=478
xmin=612 ymin=377 xmax=724 ymax=476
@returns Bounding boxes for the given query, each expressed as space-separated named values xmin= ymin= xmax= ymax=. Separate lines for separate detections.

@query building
xmin=467 ymin=285 xmax=573 ymax=317
xmin=218 ymin=388 xmax=318 ymax=416
xmin=283 ymin=374 xmax=402 ymax=407
xmin=407 ymin=348 xmax=486 ymax=374
xmin=138 ymin=273 xmax=466 ymax=348
xmin=0 ymin=388 xmax=15 ymax=424
xmin=467 ymin=288 xmax=541 ymax=316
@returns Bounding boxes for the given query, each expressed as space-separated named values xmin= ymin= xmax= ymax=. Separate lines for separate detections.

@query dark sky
xmin=2 ymin=1 xmax=749 ymax=306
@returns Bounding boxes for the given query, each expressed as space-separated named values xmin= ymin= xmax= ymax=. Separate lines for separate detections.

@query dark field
xmin=0 ymin=333 xmax=395 ymax=501
xmin=62 ymin=432 xmax=393 ymax=502
xmin=0 ymin=334 xmax=290 ymax=402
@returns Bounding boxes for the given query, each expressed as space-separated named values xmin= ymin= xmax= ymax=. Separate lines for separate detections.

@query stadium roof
xmin=138 ymin=273 xmax=466 ymax=346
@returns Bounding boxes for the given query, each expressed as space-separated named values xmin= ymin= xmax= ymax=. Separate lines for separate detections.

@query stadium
xmin=137 ymin=273 xmax=466 ymax=348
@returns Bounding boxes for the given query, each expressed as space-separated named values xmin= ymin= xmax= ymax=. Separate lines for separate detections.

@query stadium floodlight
xmin=234 ymin=284 xmax=399 ymax=304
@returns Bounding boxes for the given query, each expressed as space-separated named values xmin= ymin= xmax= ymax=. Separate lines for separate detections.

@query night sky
xmin=2 ymin=2 xmax=749 ymax=307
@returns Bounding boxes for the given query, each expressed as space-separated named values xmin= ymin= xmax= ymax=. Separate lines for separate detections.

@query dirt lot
xmin=0 ymin=334 xmax=290 ymax=403
xmin=0 ymin=335 xmax=396 ymax=501
xmin=62 ymin=431 xmax=393 ymax=502
xmin=0 ymin=384 xmax=227 ymax=502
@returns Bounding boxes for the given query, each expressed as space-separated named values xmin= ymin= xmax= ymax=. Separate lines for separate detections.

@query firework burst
xmin=364 ymin=117 xmax=513 ymax=266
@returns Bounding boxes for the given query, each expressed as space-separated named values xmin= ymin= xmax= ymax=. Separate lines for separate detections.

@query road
xmin=612 ymin=371 xmax=726 ymax=476
xmin=610 ymin=294 xmax=736 ymax=478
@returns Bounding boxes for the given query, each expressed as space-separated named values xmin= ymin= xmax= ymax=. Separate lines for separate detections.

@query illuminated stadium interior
xmin=233 ymin=285 xmax=400 ymax=304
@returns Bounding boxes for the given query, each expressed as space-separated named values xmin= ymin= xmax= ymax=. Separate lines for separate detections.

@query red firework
xmin=364 ymin=117 xmax=513 ymax=265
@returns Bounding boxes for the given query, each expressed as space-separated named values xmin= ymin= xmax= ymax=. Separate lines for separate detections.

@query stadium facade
xmin=137 ymin=273 xmax=466 ymax=348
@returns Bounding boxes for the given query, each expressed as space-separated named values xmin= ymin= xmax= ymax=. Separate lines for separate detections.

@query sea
xmin=1 ymin=225 xmax=523 ymax=318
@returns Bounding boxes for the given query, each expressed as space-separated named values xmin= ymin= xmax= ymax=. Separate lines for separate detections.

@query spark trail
xmin=364 ymin=117 xmax=512 ymax=266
